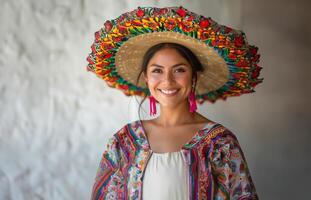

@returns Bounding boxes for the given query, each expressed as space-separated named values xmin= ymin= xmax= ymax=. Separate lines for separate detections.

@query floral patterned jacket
xmin=90 ymin=120 xmax=258 ymax=200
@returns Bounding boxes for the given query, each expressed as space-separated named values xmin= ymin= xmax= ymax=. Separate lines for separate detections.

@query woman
xmin=86 ymin=6 xmax=262 ymax=200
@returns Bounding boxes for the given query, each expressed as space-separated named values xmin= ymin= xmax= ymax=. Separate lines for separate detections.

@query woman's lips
xmin=157 ymin=89 xmax=179 ymax=96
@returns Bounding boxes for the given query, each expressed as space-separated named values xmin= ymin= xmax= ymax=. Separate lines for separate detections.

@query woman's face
xmin=144 ymin=48 xmax=193 ymax=108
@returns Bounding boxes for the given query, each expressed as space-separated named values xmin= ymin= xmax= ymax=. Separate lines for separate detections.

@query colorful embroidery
xmin=90 ymin=120 xmax=259 ymax=199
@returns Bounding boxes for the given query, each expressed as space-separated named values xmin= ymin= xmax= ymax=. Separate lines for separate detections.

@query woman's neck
xmin=154 ymin=101 xmax=199 ymax=127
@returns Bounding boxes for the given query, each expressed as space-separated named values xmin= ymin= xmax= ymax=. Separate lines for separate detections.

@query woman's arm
xmin=90 ymin=129 xmax=126 ymax=200
xmin=210 ymin=132 xmax=259 ymax=200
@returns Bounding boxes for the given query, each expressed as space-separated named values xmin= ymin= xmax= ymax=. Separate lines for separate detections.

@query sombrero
xmin=86 ymin=6 xmax=263 ymax=103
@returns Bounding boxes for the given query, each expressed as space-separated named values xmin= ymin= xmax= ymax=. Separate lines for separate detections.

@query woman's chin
xmin=157 ymin=99 xmax=188 ymax=109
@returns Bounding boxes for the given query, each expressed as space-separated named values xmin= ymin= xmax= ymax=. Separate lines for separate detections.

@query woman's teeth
xmin=158 ymin=89 xmax=179 ymax=95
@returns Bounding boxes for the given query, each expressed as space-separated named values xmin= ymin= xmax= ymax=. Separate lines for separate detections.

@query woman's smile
xmin=157 ymin=88 xmax=180 ymax=96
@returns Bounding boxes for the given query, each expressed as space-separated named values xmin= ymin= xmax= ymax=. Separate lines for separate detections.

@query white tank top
xmin=142 ymin=150 xmax=189 ymax=200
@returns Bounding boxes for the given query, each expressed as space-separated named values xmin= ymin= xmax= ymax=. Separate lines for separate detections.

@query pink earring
xmin=149 ymin=95 xmax=157 ymax=116
xmin=188 ymin=88 xmax=197 ymax=113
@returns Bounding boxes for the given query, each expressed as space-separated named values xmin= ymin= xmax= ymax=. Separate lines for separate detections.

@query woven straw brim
xmin=116 ymin=31 xmax=229 ymax=95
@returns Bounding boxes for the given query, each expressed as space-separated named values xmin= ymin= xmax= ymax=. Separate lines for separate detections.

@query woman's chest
xmin=145 ymin=125 xmax=203 ymax=153
xmin=147 ymin=130 xmax=195 ymax=153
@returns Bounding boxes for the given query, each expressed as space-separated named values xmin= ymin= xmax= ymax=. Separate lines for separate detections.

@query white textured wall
xmin=0 ymin=0 xmax=310 ymax=199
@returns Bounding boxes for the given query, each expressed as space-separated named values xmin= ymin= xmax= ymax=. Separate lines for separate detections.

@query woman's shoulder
xmin=200 ymin=122 xmax=239 ymax=145
xmin=109 ymin=120 xmax=147 ymax=148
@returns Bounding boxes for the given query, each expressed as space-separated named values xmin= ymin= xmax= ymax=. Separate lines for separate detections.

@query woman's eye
xmin=175 ymin=68 xmax=185 ymax=72
xmin=152 ymin=69 xmax=162 ymax=73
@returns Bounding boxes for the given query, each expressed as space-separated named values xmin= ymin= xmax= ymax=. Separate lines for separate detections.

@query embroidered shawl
xmin=91 ymin=120 xmax=258 ymax=200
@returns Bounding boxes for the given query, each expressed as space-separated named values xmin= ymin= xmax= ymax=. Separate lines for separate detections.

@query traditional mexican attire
xmin=85 ymin=6 xmax=263 ymax=200
xmin=91 ymin=120 xmax=258 ymax=200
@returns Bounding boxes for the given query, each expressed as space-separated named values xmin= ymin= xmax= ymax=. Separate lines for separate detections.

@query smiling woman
xmin=136 ymin=43 xmax=204 ymax=116
xmin=86 ymin=6 xmax=262 ymax=200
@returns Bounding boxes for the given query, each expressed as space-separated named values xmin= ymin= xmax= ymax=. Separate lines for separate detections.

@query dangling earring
xmin=188 ymin=85 xmax=197 ymax=113
xmin=145 ymin=80 xmax=157 ymax=116
xmin=149 ymin=95 xmax=157 ymax=116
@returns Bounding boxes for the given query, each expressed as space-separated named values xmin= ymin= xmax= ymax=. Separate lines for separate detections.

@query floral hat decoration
xmin=86 ymin=6 xmax=263 ymax=104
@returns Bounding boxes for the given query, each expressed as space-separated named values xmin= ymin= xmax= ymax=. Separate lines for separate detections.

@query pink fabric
xmin=149 ymin=95 xmax=157 ymax=116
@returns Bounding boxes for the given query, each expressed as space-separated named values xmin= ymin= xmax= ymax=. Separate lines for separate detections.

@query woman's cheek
xmin=148 ymin=75 xmax=161 ymax=84
xmin=175 ymin=74 xmax=191 ymax=84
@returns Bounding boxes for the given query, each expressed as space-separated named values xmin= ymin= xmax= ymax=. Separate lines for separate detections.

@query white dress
xmin=142 ymin=150 xmax=189 ymax=200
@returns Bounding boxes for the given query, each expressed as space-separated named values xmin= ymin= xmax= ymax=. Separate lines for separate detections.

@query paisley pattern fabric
xmin=90 ymin=120 xmax=258 ymax=200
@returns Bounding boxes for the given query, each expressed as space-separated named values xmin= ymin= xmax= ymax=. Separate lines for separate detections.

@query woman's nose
xmin=163 ymin=71 xmax=175 ymax=83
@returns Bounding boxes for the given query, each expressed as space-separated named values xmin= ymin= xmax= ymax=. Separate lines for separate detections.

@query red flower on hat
xmin=251 ymin=66 xmax=262 ymax=78
xmin=94 ymin=31 xmax=101 ymax=42
xmin=117 ymin=25 xmax=128 ymax=34
xmin=152 ymin=10 xmax=160 ymax=16
xmin=136 ymin=7 xmax=145 ymax=17
xmin=252 ymin=54 xmax=260 ymax=62
xmin=199 ymin=19 xmax=210 ymax=29
xmin=117 ymin=15 xmax=125 ymax=23
xmin=187 ymin=15 xmax=194 ymax=21
xmin=159 ymin=8 xmax=168 ymax=15
xmin=250 ymin=46 xmax=258 ymax=55
xmin=104 ymin=20 xmax=113 ymax=32
xmin=225 ymin=27 xmax=232 ymax=33
xmin=177 ymin=7 xmax=186 ymax=17
xmin=234 ymin=36 xmax=244 ymax=47
xmin=249 ymin=81 xmax=261 ymax=87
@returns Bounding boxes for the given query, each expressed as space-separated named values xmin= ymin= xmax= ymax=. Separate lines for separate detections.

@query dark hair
xmin=135 ymin=42 xmax=204 ymax=120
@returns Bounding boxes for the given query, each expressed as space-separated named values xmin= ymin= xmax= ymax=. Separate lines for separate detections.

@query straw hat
xmin=86 ymin=6 xmax=263 ymax=103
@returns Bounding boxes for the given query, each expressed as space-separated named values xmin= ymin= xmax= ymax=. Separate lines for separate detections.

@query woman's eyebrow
xmin=149 ymin=63 xmax=187 ymax=68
